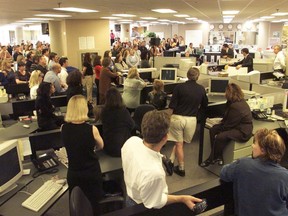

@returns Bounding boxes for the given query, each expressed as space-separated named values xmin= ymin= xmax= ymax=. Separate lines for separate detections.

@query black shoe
xmin=200 ymin=159 xmax=212 ymax=167
xmin=174 ymin=166 xmax=185 ymax=177
xmin=162 ymin=156 xmax=174 ymax=176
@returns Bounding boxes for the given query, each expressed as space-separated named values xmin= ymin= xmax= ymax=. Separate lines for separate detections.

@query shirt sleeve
xmin=139 ymin=176 xmax=168 ymax=209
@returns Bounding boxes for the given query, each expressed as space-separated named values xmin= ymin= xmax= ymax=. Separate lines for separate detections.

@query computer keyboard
xmin=22 ymin=180 xmax=63 ymax=212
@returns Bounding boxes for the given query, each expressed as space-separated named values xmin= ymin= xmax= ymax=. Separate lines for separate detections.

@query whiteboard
xmin=185 ymin=30 xmax=202 ymax=47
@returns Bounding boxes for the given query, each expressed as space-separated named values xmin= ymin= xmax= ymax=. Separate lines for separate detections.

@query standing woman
xmin=66 ymin=70 xmax=83 ymax=102
xmin=82 ymin=53 xmax=94 ymax=104
xmin=100 ymin=87 xmax=135 ymax=157
xmin=122 ymin=67 xmax=146 ymax=112
xmin=35 ymin=82 xmax=65 ymax=131
xmin=201 ymin=83 xmax=253 ymax=167
xmin=98 ymin=57 xmax=120 ymax=105
xmin=115 ymin=53 xmax=128 ymax=72
xmin=61 ymin=95 xmax=104 ymax=214
xmin=93 ymin=55 xmax=102 ymax=104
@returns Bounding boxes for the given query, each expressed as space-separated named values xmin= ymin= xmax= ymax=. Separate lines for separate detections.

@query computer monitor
xmin=0 ymin=139 xmax=23 ymax=196
xmin=209 ymin=78 xmax=229 ymax=95
xmin=139 ymin=71 xmax=152 ymax=82
xmin=5 ymin=83 xmax=30 ymax=97
xmin=159 ymin=68 xmax=177 ymax=83
xmin=283 ymin=89 xmax=288 ymax=112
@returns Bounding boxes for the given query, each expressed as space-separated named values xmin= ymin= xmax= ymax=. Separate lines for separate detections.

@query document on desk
xmin=18 ymin=137 xmax=32 ymax=157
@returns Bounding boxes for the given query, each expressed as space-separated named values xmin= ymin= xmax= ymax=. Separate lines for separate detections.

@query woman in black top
xmin=35 ymin=82 xmax=64 ymax=131
xmin=82 ymin=53 xmax=94 ymax=104
xmin=146 ymin=79 xmax=167 ymax=110
xmin=100 ymin=87 xmax=135 ymax=157
xmin=66 ymin=69 xmax=83 ymax=102
xmin=61 ymin=95 xmax=104 ymax=213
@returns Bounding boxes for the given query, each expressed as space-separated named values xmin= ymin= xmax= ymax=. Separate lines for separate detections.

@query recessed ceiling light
xmin=158 ymin=19 xmax=170 ymax=22
xmin=54 ymin=7 xmax=98 ymax=13
xmin=17 ymin=20 xmax=40 ymax=23
xmin=271 ymin=12 xmax=288 ymax=16
xmin=174 ymin=14 xmax=189 ymax=18
xmin=35 ymin=14 xmax=72 ymax=18
xmin=100 ymin=17 xmax=120 ymax=20
xmin=151 ymin=9 xmax=177 ymax=13
xmin=24 ymin=18 xmax=54 ymax=21
xmin=112 ymin=14 xmax=136 ymax=17
xmin=222 ymin=10 xmax=239 ymax=15
xmin=260 ymin=16 xmax=274 ymax=19
xmin=185 ymin=17 xmax=197 ymax=20
xmin=140 ymin=17 xmax=157 ymax=20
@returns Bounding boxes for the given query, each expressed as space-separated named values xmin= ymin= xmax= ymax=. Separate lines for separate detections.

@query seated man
xmin=44 ymin=63 xmax=66 ymax=95
xmin=231 ymin=48 xmax=253 ymax=72
xmin=121 ymin=110 xmax=202 ymax=209
xmin=220 ymin=128 xmax=288 ymax=216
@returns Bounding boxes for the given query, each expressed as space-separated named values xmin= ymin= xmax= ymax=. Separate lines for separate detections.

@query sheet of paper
xmin=79 ymin=37 xmax=87 ymax=50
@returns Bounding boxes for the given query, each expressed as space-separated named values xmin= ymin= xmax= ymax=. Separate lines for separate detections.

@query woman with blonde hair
xmin=29 ymin=70 xmax=44 ymax=99
xmin=146 ymin=79 xmax=167 ymax=110
xmin=122 ymin=67 xmax=146 ymax=112
xmin=61 ymin=95 xmax=104 ymax=214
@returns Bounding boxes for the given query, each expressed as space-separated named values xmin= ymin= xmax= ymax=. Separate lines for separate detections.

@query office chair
xmin=133 ymin=104 xmax=155 ymax=134
xmin=70 ymin=186 xmax=93 ymax=216
xmin=70 ymin=186 xmax=124 ymax=216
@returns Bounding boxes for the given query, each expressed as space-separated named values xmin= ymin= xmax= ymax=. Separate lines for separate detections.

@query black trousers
xmin=209 ymin=125 xmax=245 ymax=160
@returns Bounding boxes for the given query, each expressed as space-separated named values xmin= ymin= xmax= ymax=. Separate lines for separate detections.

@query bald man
xmin=44 ymin=63 xmax=66 ymax=94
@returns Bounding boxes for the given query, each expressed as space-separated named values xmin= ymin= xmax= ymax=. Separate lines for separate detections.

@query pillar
xmin=120 ymin=24 xmax=130 ymax=42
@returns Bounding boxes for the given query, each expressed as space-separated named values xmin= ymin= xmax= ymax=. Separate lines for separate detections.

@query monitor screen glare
xmin=160 ymin=68 xmax=177 ymax=83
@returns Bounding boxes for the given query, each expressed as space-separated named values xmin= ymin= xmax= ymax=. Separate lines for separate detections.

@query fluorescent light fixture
xmin=137 ymin=20 xmax=148 ymax=23
xmin=159 ymin=22 xmax=170 ymax=25
xmin=177 ymin=21 xmax=186 ymax=24
xmin=112 ymin=14 xmax=136 ymax=17
xmin=17 ymin=20 xmax=40 ymax=23
xmin=119 ymin=19 xmax=133 ymax=22
xmin=151 ymin=9 xmax=177 ymax=13
xmin=35 ymin=14 xmax=71 ymax=18
xmin=280 ymin=19 xmax=288 ymax=22
xmin=260 ymin=16 xmax=274 ymax=19
xmin=140 ymin=17 xmax=157 ymax=20
xmin=223 ymin=18 xmax=233 ymax=23
xmin=222 ymin=10 xmax=239 ymax=15
xmin=174 ymin=14 xmax=189 ymax=18
xmin=252 ymin=18 xmax=264 ymax=22
xmin=150 ymin=21 xmax=159 ymax=24
xmin=185 ymin=17 xmax=197 ymax=20
xmin=197 ymin=20 xmax=208 ymax=24
xmin=100 ymin=17 xmax=120 ymax=20
xmin=24 ymin=18 xmax=54 ymax=21
xmin=223 ymin=15 xmax=234 ymax=18
xmin=271 ymin=20 xmax=282 ymax=23
xmin=158 ymin=19 xmax=170 ymax=22
xmin=271 ymin=12 xmax=288 ymax=16
xmin=120 ymin=22 xmax=131 ymax=24
xmin=54 ymin=7 xmax=98 ymax=13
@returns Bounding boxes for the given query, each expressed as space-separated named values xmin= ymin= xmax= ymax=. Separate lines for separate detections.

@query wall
xmin=64 ymin=19 xmax=110 ymax=68
xmin=148 ymin=25 xmax=172 ymax=39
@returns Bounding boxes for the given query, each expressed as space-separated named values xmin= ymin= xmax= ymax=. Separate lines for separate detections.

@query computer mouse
xmin=23 ymin=124 xmax=30 ymax=129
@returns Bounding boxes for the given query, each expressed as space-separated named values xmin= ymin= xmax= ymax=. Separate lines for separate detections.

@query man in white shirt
xmin=58 ymin=57 xmax=68 ymax=90
xmin=273 ymin=45 xmax=286 ymax=79
xmin=121 ymin=110 xmax=202 ymax=210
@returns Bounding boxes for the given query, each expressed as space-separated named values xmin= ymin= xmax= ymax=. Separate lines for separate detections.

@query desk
xmin=0 ymin=121 xmax=38 ymax=142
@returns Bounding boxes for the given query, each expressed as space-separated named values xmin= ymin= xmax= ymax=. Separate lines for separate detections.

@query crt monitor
xmin=209 ymin=78 xmax=229 ymax=95
xmin=139 ymin=71 xmax=152 ymax=82
xmin=159 ymin=68 xmax=177 ymax=83
xmin=5 ymin=83 xmax=30 ymax=96
xmin=0 ymin=139 xmax=23 ymax=196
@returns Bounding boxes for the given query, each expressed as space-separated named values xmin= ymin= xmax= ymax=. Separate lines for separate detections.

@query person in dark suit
xmin=231 ymin=48 xmax=254 ymax=72
xmin=200 ymin=83 xmax=253 ymax=167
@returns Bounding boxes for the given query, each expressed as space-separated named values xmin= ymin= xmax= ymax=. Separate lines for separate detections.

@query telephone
xmin=32 ymin=155 xmax=59 ymax=172
xmin=252 ymin=110 xmax=268 ymax=120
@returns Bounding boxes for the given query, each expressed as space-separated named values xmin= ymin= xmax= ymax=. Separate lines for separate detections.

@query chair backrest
xmin=70 ymin=186 xmax=93 ymax=216
xmin=133 ymin=104 xmax=155 ymax=132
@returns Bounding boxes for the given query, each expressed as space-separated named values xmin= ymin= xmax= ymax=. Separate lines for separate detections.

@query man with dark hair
xmin=48 ymin=52 xmax=58 ymax=70
xmin=168 ymin=67 xmax=208 ymax=176
xmin=42 ymin=48 xmax=50 ymax=68
xmin=231 ymin=48 xmax=253 ymax=72
xmin=25 ymin=52 xmax=34 ymax=72
xmin=36 ymin=55 xmax=48 ymax=75
xmin=122 ymin=110 xmax=202 ymax=209
xmin=221 ymin=44 xmax=234 ymax=59
xmin=13 ymin=45 xmax=23 ymax=62
xmin=221 ymin=128 xmax=288 ymax=216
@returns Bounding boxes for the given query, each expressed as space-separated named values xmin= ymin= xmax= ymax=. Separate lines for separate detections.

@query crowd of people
xmin=0 ymin=39 xmax=287 ymax=215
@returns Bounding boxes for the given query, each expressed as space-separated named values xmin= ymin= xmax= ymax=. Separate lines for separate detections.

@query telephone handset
xmin=252 ymin=110 xmax=268 ymax=120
